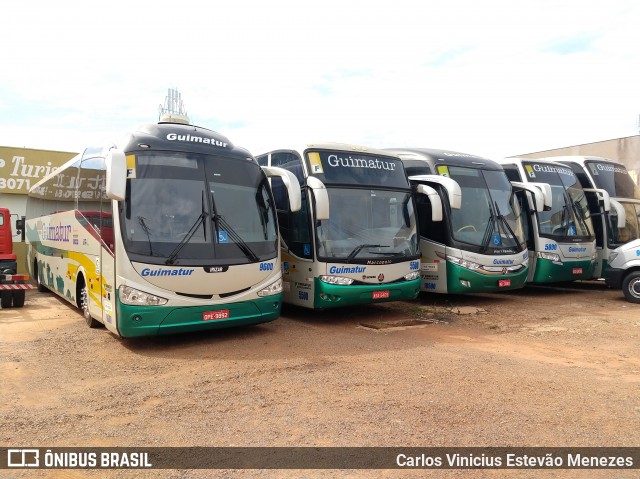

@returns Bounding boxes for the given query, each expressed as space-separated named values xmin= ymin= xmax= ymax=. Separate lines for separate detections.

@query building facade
xmin=1 ymin=146 xmax=77 ymax=273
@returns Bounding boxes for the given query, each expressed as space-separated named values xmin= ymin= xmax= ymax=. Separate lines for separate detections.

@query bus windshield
xmin=523 ymin=161 xmax=594 ymax=239
xmin=121 ymin=152 xmax=278 ymax=264
xmin=585 ymin=160 xmax=640 ymax=199
xmin=316 ymin=187 xmax=419 ymax=262
xmin=448 ymin=167 xmax=525 ymax=252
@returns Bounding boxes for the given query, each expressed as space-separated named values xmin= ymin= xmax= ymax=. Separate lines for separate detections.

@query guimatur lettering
xmin=327 ymin=154 xmax=397 ymax=171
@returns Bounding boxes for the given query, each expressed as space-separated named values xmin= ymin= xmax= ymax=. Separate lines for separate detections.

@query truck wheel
xmin=1 ymin=290 xmax=13 ymax=308
xmin=12 ymin=290 xmax=25 ymax=307
xmin=622 ymin=271 xmax=640 ymax=304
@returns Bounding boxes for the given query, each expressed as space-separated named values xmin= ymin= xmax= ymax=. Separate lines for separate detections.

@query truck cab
xmin=0 ymin=208 xmax=18 ymax=274
xmin=0 ymin=207 xmax=32 ymax=308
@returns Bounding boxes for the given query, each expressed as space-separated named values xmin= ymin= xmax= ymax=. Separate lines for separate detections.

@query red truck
xmin=0 ymin=207 xmax=35 ymax=308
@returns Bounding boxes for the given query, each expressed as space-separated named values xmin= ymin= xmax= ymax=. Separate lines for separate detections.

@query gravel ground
xmin=1 ymin=282 xmax=639 ymax=479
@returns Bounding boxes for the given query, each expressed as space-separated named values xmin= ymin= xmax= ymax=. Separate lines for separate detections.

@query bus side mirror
xmin=415 ymin=184 xmax=443 ymax=222
xmin=306 ymin=176 xmax=329 ymax=221
xmin=511 ymin=182 xmax=546 ymax=213
xmin=588 ymin=188 xmax=611 ymax=212
xmin=409 ymin=174 xmax=461 ymax=210
xmin=106 ymin=149 xmax=127 ymax=201
xmin=610 ymin=199 xmax=626 ymax=229
xmin=261 ymin=166 xmax=302 ymax=212
xmin=528 ymin=182 xmax=552 ymax=211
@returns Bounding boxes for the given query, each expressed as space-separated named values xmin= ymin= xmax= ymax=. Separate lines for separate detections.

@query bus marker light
xmin=372 ymin=290 xmax=390 ymax=299
xmin=203 ymin=310 xmax=230 ymax=321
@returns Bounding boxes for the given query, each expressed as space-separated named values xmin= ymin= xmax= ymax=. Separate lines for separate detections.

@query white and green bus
xmin=498 ymin=158 xmax=598 ymax=283
xmin=256 ymin=143 xmax=422 ymax=309
xmin=544 ymin=156 xmax=638 ymax=278
xmin=386 ymin=148 xmax=531 ymax=294
xmin=25 ymin=120 xmax=300 ymax=337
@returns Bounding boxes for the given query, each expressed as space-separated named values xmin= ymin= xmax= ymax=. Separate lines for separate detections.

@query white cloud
xmin=1 ymin=0 xmax=639 ymax=159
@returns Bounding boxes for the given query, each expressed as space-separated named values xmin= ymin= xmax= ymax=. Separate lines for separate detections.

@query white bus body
xmin=544 ymin=156 xmax=639 ymax=278
xmin=499 ymin=158 xmax=597 ymax=283
xmin=25 ymin=121 xmax=300 ymax=337
xmin=388 ymin=148 xmax=530 ymax=294
xmin=256 ymin=143 xmax=421 ymax=309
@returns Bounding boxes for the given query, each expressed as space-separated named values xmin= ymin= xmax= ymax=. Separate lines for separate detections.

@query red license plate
xmin=572 ymin=268 xmax=583 ymax=275
xmin=372 ymin=290 xmax=390 ymax=299
xmin=498 ymin=279 xmax=511 ymax=288
xmin=203 ymin=310 xmax=230 ymax=321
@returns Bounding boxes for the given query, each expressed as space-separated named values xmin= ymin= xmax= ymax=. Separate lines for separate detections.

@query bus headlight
xmin=119 ymin=285 xmax=168 ymax=306
xmin=257 ymin=278 xmax=283 ymax=297
xmin=319 ymin=275 xmax=354 ymax=285
xmin=537 ymin=251 xmax=561 ymax=264
xmin=404 ymin=271 xmax=420 ymax=281
xmin=608 ymin=251 xmax=619 ymax=264
xmin=446 ymin=255 xmax=481 ymax=271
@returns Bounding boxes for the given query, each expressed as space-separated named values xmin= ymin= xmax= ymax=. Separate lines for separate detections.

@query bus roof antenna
xmin=158 ymin=88 xmax=190 ymax=125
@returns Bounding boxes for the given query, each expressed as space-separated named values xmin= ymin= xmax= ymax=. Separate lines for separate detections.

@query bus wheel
xmin=622 ymin=271 xmax=640 ymax=304
xmin=12 ymin=290 xmax=25 ymax=308
xmin=1 ymin=290 xmax=12 ymax=308
xmin=78 ymin=278 xmax=100 ymax=328
xmin=35 ymin=260 xmax=48 ymax=293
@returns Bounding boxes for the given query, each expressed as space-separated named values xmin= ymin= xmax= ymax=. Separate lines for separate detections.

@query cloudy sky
xmin=2 ymin=1 xmax=639 ymax=159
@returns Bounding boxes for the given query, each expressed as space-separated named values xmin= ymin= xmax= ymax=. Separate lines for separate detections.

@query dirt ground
xmin=1 ymin=281 xmax=640 ymax=479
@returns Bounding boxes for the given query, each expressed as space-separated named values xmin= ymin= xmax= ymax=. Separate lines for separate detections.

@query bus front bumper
xmin=314 ymin=277 xmax=421 ymax=309
xmin=115 ymin=293 xmax=282 ymax=337
xmin=444 ymin=262 xmax=529 ymax=294
xmin=531 ymin=258 xmax=595 ymax=284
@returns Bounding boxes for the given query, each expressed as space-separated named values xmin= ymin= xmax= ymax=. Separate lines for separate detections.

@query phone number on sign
xmin=0 ymin=178 xmax=31 ymax=191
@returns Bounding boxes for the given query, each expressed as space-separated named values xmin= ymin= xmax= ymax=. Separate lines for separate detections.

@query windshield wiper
xmin=570 ymin=198 xmax=591 ymax=236
xmin=210 ymin=191 xmax=259 ymax=263
xmin=494 ymin=202 xmax=523 ymax=251
xmin=215 ymin=215 xmax=260 ymax=262
xmin=137 ymin=216 xmax=155 ymax=256
xmin=480 ymin=200 xmax=496 ymax=252
xmin=165 ymin=212 xmax=207 ymax=265
xmin=346 ymin=244 xmax=389 ymax=263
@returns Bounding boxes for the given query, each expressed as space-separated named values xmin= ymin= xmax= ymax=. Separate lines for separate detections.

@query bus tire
xmin=12 ymin=290 xmax=25 ymax=308
xmin=78 ymin=277 xmax=100 ymax=328
xmin=35 ymin=259 xmax=48 ymax=293
xmin=622 ymin=271 xmax=640 ymax=304
xmin=1 ymin=290 xmax=12 ymax=308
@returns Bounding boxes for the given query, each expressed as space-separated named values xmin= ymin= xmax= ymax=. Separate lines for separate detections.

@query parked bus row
xmin=23 ymin=119 xmax=640 ymax=337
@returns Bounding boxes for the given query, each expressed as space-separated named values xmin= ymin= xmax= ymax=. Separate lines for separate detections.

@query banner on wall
xmin=0 ymin=147 xmax=77 ymax=195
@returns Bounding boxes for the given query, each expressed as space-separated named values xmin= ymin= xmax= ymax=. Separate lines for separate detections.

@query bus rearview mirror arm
xmin=511 ymin=181 xmax=552 ymax=212
xmin=306 ymin=176 xmax=329 ymax=221
xmin=408 ymin=174 xmax=461 ymax=210
xmin=414 ymin=184 xmax=443 ymax=222
xmin=584 ymin=188 xmax=611 ymax=213
xmin=609 ymin=199 xmax=626 ymax=229
xmin=527 ymin=182 xmax=552 ymax=211
xmin=261 ymin=166 xmax=302 ymax=212
xmin=106 ymin=149 xmax=127 ymax=201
